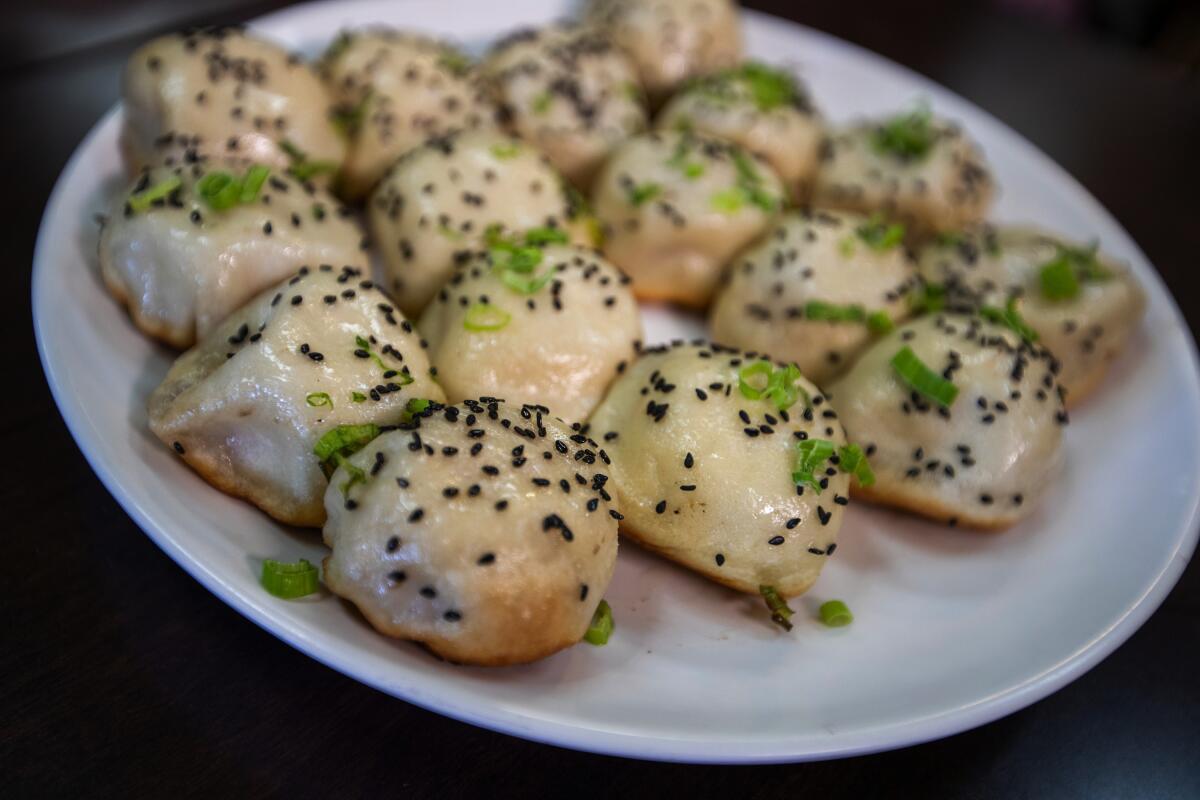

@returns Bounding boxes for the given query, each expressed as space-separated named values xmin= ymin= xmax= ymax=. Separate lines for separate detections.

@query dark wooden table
xmin=5 ymin=1 xmax=1198 ymax=796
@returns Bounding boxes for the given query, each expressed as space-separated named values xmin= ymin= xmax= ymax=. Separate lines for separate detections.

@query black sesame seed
xmin=768 ymin=535 xmax=785 ymax=546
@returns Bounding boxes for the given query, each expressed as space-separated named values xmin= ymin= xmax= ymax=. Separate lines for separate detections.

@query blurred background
xmin=1 ymin=0 xmax=1197 ymax=74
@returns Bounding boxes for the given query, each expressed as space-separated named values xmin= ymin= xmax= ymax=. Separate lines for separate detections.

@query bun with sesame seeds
xmin=915 ymin=225 xmax=1145 ymax=408
xmin=318 ymin=29 xmax=497 ymax=202
xmin=419 ymin=239 xmax=642 ymax=422
xmin=585 ymin=0 xmax=742 ymax=102
xmin=368 ymin=129 xmax=596 ymax=318
xmin=591 ymin=130 xmax=785 ymax=308
xmin=811 ymin=108 xmax=994 ymax=238
xmin=481 ymin=24 xmax=648 ymax=188
xmin=120 ymin=27 xmax=345 ymax=178
xmin=321 ymin=398 xmax=620 ymax=665
xmin=656 ymin=62 xmax=824 ymax=203
xmin=588 ymin=341 xmax=850 ymax=598
xmin=100 ymin=160 xmax=366 ymax=349
xmin=826 ymin=313 xmax=1067 ymax=530
xmin=148 ymin=265 xmax=443 ymax=527
xmin=709 ymin=209 xmax=920 ymax=385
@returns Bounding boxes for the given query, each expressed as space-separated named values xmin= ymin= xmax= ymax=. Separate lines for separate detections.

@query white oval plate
xmin=34 ymin=0 xmax=1200 ymax=763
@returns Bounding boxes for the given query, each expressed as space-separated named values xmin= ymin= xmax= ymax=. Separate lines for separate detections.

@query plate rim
xmin=32 ymin=0 xmax=1200 ymax=763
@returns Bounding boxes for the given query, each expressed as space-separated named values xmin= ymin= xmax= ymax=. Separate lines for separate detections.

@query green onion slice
xmin=128 ymin=174 xmax=182 ymax=212
xmin=793 ymin=438 xmax=836 ymax=494
xmin=464 ymin=303 xmax=511 ymax=332
xmin=196 ymin=171 xmax=241 ymax=210
xmin=818 ymin=599 xmax=853 ymax=627
xmin=350 ymin=391 xmax=366 ymax=403
xmin=490 ymin=142 xmax=521 ymax=160
xmin=399 ymin=397 xmax=431 ymax=425
xmin=281 ymin=139 xmax=337 ymax=182
xmin=239 ymin=165 xmax=270 ymax=204
xmin=261 ymin=558 xmax=320 ymax=599
xmin=1038 ymin=243 xmax=1110 ymax=301
xmin=583 ymin=599 xmax=614 ymax=645
xmin=313 ymin=423 xmax=381 ymax=465
xmin=627 ymin=182 xmax=662 ymax=206
xmin=979 ymin=297 xmax=1039 ymax=342
xmin=871 ymin=104 xmax=935 ymax=160
xmin=837 ymin=444 xmax=875 ymax=487
xmin=759 ymin=585 xmax=795 ymax=632
xmin=737 ymin=360 xmax=773 ymax=399
xmin=891 ymin=345 xmax=959 ymax=407
xmin=909 ymin=282 xmax=947 ymax=314
xmin=855 ymin=215 xmax=906 ymax=250
xmin=306 ymin=392 xmax=333 ymax=408
xmin=866 ymin=310 xmax=894 ymax=335
xmin=738 ymin=361 xmax=808 ymax=411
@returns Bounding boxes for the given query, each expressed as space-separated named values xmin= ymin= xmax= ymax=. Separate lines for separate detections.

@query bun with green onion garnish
xmin=321 ymin=398 xmax=620 ymax=665
xmin=811 ymin=105 xmax=994 ymax=238
xmin=120 ymin=27 xmax=344 ymax=180
xmin=100 ymin=160 xmax=365 ymax=349
xmin=419 ymin=231 xmax=642 ymax=422
xmin=826 ymin=313 xmax=1067 ymax=530
xmin=916 ymin=225 xmax=1145 ymax=408
xmin=591 ymin=130 xmax=785 ymax=307
xmin=585 ymin=0 xmax=742 ymax=102
xmin=709 ymin=209 xmax=920 ymax=384
xmin=481 ymin=24 xmax=648 ymax=188
xmin=318 ymin=29 xmax=495 ymax=202
xmin=367 ymin=129 xmax=597 ymax=318
xmin=148 ymin=265 xmax=443 ymax=527
xmin=657 ymin=62 xmax=824 ymax=202
xmin=588 ymin=342 xmax=851 ymax=606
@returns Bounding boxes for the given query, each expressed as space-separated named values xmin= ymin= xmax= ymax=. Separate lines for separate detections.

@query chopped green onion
xmin=818 ymin=599 xmax=853 ymax=627
xmin=627 ymin=182 xmax=662 ymax=206
xmin=710 ymin=187 xmax=745 ymax=213
xmin=196 ymin=171 xmax=241 ymax=210
xmin=490 ymin=142 xmax=521 ymax=160
xmin=324 ymin=31 xmax=354 ymax=63
xmin=521 ymin=227 xmax=569 ymax=247
xmin=909 ymin=282 xmax=946 ymax=314
xmin=437 ymin=224 xmax=464 ymax=241
xmin=871 ymin=103 xmax=935 ymax=160
xmin=891 ymin=345 xmax=959 ymax=407
xmin=354 ymin=335 xmax=387 ymax=371
xmin=437 ymin=49 xmax=471 ymax=75
xmin=500 ymin=270 xmax=554 ymax=294
xmin=838 ymin=237 xmax=856 ymax=257
xmin=238 ymin=165 xmax=270 ymax=204
xmin=314 ymin=423 xmax=381 ymax=496
xmin=464 ymin=303 xmax=511 ymax=332
xmin=281 ymin=139 xmax=337 ymax=182
xmin=350 ymin=391 xmax=366 ymax=403
xmin=936 ymin=232 xmax=963 ymax=248
xmin=979 ymin=297 xmax=1039 ymax=342
xmin=128 ymin=174 xmax=182 ymax=212
xmin=855 ymin=215 xmax=906 ymax=250
xmin=1038 ymin=243 xmax=1110 ymax=301
xmin=735 ymin=62 xmax=800 ymax=111
xmin=730 ymin=149 xmax=780 ymax=213
xmin=1038 ymin=256 xmax=1079 ymax=301
xmin=331 ymin=92 xmax=371 ymax=139
xmin=583 ymin=599 xmax=613 ymax=645
xmin=666 ymin=136 xmax=706 ymax=179
xmin=759 ymin=585 xmax=794 ymax=631
xmin=532 ymin=92 xmax=553 ymax=114
xmin=737 ymin=360 xmax=773 ymax=399
xmin=836 ymin=444 xmax=875 ymax=487
xmin=313 ymin=423 xmax=381 ymax=464
xmin=867 ymin=310 xmax=894 ymax=335
xmin=306 ymin=392 xmax=333 ymax=409
xmin=197 ymin=166 xmax=272 ymax=211
xmin=261 ymin=558 xmax=320 ymax=599
xmin=399 ymin=397 xmax=431 ymax=425
xmin=804 ymin=301 xmax=866 ymax=324
xmin=738 ymin=361 xmax=807 ymax=411
xmin=793 ymin=438 xmax=836 ymax=494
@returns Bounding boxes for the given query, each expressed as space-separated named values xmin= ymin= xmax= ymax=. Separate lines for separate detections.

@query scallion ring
xmin=891 ymin=345 xmax=959 ymax=407
xmin=583 ymin=599 xmax=614 ymax=645
xmin=463 ymin=303 xmax=511 ymax=332
xmin=261 ymin=558 xmax=320 ymax=599
xmin=819 ymin=599 xmax=853 ymax=627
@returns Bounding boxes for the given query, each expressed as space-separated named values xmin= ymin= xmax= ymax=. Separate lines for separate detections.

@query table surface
xmin=5 ymin=0 xmax=1199 ymax=796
